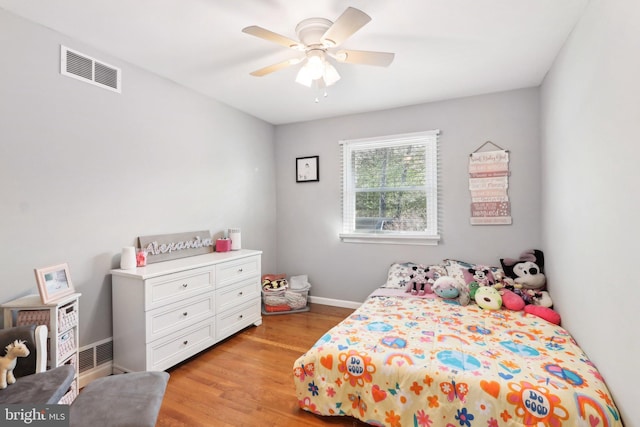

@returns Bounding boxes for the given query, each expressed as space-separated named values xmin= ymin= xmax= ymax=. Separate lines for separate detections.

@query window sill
xmin=339 ymin=233 xmax=440 ymax=246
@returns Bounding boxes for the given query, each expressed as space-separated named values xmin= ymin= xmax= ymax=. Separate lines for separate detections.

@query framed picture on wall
xmin=296 ymin=156 xmax=319 ymax=183
xmin=35 ymin=263 xmax=75 ymax=304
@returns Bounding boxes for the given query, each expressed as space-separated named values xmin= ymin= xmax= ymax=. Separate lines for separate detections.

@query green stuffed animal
xmin=474 ymin=286 xmax=502 ymax=310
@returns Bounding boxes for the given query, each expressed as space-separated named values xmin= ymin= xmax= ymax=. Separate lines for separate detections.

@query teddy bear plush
xmin=406 ymin=265 xmax=435 ymax=296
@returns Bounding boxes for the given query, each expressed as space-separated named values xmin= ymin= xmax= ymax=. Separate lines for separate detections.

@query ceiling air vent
xmin=60 ymin=45 xmax=121 ymax=93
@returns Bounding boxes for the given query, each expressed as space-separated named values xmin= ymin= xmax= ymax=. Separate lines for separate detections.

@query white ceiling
xmin=0 ymin=0 xmax=588 ymax=125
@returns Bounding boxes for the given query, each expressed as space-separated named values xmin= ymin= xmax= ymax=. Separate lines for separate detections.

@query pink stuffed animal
xmin=500 ymin=288 xmax=525 ymax=311
xmin=525 ymin=305 xmax=561 ymax=325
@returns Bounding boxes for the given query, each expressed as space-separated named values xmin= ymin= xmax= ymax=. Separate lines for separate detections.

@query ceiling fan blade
xmin=333 ymin=50 xmax=395 ymax=67
xmin=249 ymin=58 xmax=303 ymax=77
xmin=242 ymin=26 xmax=303 ymax=50
xmin=321 ymin=7 xmax=371 ymax=47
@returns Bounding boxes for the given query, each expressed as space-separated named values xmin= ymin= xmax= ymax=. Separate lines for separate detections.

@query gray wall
xmin=0 ymin=10 xmax=277 ymax=346
xmin=275 ymin=88 xmax=542 ymax=303
xmin=540 ymin=0 xmax=638 ymax=422
xmin=3 ymin=5 xmax=632 ymax=421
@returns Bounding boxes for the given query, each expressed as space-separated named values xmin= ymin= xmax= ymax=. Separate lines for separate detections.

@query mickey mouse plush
xmin=500 ymin=249 xmax=561 ymax=325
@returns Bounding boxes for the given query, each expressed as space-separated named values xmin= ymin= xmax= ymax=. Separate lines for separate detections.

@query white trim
xmin=34 ymin=325 xmax=48 ymax=373
xmin=338 ymin=129 xmax=440 ymax=146
xmin=339 ymin=233 xmax=440 ymax=245
xmin=340 ymin=130 xmax=440 ymax=242
xmin=308 ymin=295 xmax=363 ymax=309
xmin=79 ymin=363 xmax=112 ymax=388
xmin=112 ymin=364 xmax=128 ymax=375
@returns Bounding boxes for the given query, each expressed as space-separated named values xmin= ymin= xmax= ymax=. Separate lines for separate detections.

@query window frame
xmin=339 ymin=130 xmax=441 ymax=245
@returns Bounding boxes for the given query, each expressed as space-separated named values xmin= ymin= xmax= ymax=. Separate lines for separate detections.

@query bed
xmin=293 ymin=262 xmax=623 ymax=427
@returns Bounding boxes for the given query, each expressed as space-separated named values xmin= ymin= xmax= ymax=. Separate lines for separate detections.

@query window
xmin=339 ymin=130 xmax=440 ymax=245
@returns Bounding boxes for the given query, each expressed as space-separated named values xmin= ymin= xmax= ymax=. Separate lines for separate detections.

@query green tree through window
xmin=340 ymin=130 xmax=440 ymax=245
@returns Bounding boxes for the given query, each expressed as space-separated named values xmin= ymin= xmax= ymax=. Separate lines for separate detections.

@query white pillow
xmin=383 ymin=262 xmax=417 ymax=288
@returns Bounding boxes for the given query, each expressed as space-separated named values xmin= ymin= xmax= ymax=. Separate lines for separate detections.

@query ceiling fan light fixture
xmin=295 ymin=64 xmax=314 ymax=87
xmin=306 ymin=51 xmax=325 ymax=80
xmin=296 ymin=56 xmax=341 ymax=88
xmin=323 ymin=62 xmax=341 ymax=86
xmin=243 ymin=7 xmax=391 ymax=90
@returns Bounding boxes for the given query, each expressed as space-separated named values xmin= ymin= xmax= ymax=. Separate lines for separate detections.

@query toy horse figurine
xmin=0 ymin=340 xmax=30 ymax=389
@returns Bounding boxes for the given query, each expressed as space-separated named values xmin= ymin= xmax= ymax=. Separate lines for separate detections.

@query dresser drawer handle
xmin=237 ymin=268 xmax=243 ymax=273
xmin=238 ymin=291 xmax=244 ymax=296
xmin=183 ymin=340 xmax=188 ymax=345
xmin=238 ymin=314 xmax=244 ymax=320
xmin=182 ymin=283 xmax=188 ymax=288
xmin=182 ymin=312 xmax=188 ymax=317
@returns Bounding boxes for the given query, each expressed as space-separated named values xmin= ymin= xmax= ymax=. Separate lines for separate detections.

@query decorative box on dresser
xmin=111 ymin=249 xmax=262 ymax=373
xmin=2 ymin=292 xmax=81 ymax=404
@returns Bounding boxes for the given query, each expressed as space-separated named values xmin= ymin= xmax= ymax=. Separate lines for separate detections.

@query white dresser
xmin=111 ymin=249 xmax=262 ymax=373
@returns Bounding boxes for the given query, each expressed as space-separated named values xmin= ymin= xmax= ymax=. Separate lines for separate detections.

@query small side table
xmin=2 ymin=292 xmax=81 ymax=403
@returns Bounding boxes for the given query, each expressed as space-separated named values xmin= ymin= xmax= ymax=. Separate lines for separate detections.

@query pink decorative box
xmin=216 ymin=238 xmax=231 ymax=252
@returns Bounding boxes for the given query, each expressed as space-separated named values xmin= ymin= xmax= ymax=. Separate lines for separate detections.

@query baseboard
xmin=308 ymin=295 xmax=362 ymax=309
xmin=112 ymin=365 xmax=128 ymax=375
xmin=79 ymin=363 xmax=113 ymax=388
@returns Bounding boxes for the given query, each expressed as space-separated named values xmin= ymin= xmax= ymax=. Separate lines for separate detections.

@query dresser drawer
xmin=145 ymin=267 xmax=214 ymax=310
xmin=146 ymin=293 xmax=215 ymax=343
xmin=215 ymin=277 xmax=260 ymax=313
xmin=148 ymin=318 xmax=216 ymax=371
xmin=216 ymin=300 xmax=261 ymax=341
xmin=216 ymin=256 xmax=260 ymax=287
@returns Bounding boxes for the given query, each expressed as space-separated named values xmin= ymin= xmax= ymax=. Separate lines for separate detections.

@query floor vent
xmin=79 ymin=339 xmax=113 ymax=373
xmin=60 ymin=45 xmax=121 ymax=93
xmin=78 ymin=338 xmax=113 ymax=388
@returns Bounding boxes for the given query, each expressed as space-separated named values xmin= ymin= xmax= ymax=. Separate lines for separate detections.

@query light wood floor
xmin=156 ymin=304 xmax=370 ymax=427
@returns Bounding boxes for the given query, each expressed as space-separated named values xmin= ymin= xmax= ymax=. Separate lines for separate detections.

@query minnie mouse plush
xmin=406 ymin=265 xmax=434 ymax=296
xmin=500 ymin=249 xmax=560 ymax=325
xmin=500 ymin=249 xmax=550 ymax=306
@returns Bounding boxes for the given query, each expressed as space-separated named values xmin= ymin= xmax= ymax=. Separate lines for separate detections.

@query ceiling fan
xmin=242 ymin=7 xmax=395 ymax=88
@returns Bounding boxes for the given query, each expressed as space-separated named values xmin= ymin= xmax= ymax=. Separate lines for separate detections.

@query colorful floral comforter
xmin=293 ymin=292 xmax=622 ymax=426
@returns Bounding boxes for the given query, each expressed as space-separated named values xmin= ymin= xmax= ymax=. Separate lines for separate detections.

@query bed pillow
xmin=383 ymin=262 xmax=448 ymax=289
xmin=383 ymin=262 xmax=416 ymax=288
xmin=443 ymin=259 xmax=503 ymax=288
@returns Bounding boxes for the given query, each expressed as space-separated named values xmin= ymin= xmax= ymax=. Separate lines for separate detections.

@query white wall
xmin=540 ymin=0 xmax=639 ymax=422
xmin=275 ymin=88 xmax=542 ymax=303
xmin=0 ymin=10 xmax=277 ymax=346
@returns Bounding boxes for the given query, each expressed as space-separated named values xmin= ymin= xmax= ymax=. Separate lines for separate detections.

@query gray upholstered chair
xmin=0 ymin=325 xmax=169 ymax=427
xmin=69 ymin=370 xmax=169 ymax=427
xmin=0 ymin=324 xmax=75 ymax=404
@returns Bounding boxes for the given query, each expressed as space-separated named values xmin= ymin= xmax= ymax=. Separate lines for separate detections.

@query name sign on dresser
xmin=138 ymin=230 xmax=214 ymax=264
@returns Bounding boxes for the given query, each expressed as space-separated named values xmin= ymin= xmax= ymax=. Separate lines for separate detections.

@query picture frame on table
xmin=35 ymin=263 xmax=75 ymax=304
xmin=296 ymin=156 xmax=319 ymax=183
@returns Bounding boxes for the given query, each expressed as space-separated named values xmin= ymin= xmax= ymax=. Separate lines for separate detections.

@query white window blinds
xmin=340 ymin=130 xmax=440 ymax=245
